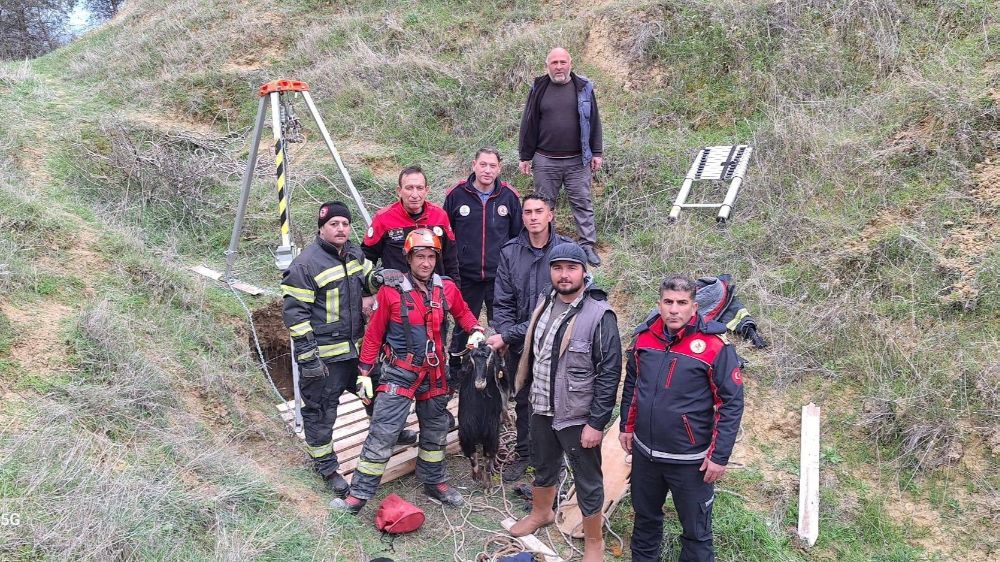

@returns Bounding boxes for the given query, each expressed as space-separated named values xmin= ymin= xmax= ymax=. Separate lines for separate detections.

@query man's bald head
xmin=545 ymin=47 xmax=573 ymax=84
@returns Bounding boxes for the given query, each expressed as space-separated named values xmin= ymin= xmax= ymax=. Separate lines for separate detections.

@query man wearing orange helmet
xmin=331 ymin=228 xmax=485 ymax=514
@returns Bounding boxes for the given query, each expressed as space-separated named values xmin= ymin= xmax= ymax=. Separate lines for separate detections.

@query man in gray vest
xmin=518 ymin=47 xmax=604 ymax=266
xmin=505 ymin=242 xmax=621 ymax=562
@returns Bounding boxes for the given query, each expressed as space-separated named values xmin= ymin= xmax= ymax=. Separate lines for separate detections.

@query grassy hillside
xmin=1 ymin=0 xmax=997 ymax=560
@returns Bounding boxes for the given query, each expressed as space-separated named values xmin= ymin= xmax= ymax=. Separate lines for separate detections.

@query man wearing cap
xmin=280 ymin=201 xmax=379 ymax=498
xmin=332 ymin=228 xmax=485 ymax=514
xmin=486 ymin=194 xmax=573 ymax=481
xmin=505 ymin=242 xmax=621 ymax=562
xmin=363 ymin=165 xmax=461 ymax=284
xmin=619 ymin=275 xmax=744 ymax=562
xmin=443 ymin=147 xmax=522 ymax=369
xmin=517 ymin=47 xmax=604 ymax=267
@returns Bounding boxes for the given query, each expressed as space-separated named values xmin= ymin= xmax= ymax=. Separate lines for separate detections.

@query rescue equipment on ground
xmin=375 ymin=493 xmax=426 ymax=534
xmin=669 ymin=145 xmax=753 ymax=223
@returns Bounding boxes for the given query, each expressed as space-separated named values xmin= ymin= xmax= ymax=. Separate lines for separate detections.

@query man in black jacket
xmin=518 ymin=47 xmax=604 ymax=266
xmin=504 ymin=242 xmax=621 ymax=562
xmin=443 ymin=147 xmax=522 ymax=358
xmin=280 ymin=202 xmax=377 ymax=498
xmin=619 ymin=275 xmax=745 ymax=562
xmin=486 ymin=194 xmax=572 ymax=480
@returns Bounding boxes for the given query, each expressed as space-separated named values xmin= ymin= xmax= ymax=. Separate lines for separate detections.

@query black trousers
xmin=448 ymin=278 xmax=494 ymax=353
xmin=530 ymin=415 xmax=604 ymax=517
xmin=630 ymin=452 xmax=716 ymax=562
xmin=509 ymin=350 xmax=533 ymax=459
xmin=299 ymin=359 xmax=358 ymax=478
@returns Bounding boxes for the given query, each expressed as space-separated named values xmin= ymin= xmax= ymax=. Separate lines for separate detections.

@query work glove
xmin=356 ymin=375 xmax=374 ymax=406
xmin=372 ymin=268 xmax=405 ymax=289
xmin=743 ymin=326 xmax=768 ymax=349
xmin=298 ymin=356 xmax=328 ymax=378
xmin=466 ymin=329 xmax=486 ymax=349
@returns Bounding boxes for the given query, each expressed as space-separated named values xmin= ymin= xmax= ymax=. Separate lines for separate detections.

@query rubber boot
xmin=509 ymin=486 xmax=556 ymax=537
xmin=581 ymin=512 xmax=605 ymax=562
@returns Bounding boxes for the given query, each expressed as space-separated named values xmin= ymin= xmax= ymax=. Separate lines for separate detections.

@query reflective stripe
xmin=725 ymin=308 xmax=750 ymax=331
xmin=346 ymin=259 xmax=364 ymax=276
xmin=633 ymin=435 xmax=708 ymax=461
xmin=288 ymin=321 xmax=312 ymax=337
xmin=281 ymin=284 xmax=315 ymax=303
xmin=357 ymin=459 xmax=386 ymax=476
xmin=314 ymin=266 xmax=346 ymax=288
xmin=318 ymin=341 xmax=351 ymax=358
xmin=306 ymin=441 xmax=334 ymax=458
xmin=326 ymin=287 xmax=340 ymax=323
xmin=417 ymin=448 xmax=445 ymax=462
xmin=297 ymin=349 xmax=317 ymax=362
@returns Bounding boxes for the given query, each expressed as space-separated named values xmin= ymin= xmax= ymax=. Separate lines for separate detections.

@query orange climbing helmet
xmin=402 ymin=228 xmax=441 ymax=256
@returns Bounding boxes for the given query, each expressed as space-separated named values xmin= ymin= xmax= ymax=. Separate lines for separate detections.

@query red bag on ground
xmin=375 ymin=493 xmax=425 ymax=534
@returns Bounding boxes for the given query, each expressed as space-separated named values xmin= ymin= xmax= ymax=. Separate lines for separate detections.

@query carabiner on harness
xmin=425 ymin=339 xmax=439 ymax=367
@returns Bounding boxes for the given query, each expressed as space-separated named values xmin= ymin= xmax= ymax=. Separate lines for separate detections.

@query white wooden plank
xmin=797 ymin=403 xmax=821 ymax=547
xmin=500 ymin=518 xmax=566 ymax=562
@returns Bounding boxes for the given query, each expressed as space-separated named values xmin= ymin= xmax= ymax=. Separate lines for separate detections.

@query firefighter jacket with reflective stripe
xmin=619 ymin=314 xmax=744 ymax=465
xmin=359 ymin=273 xmax=479 ymax=397
xmin=281 ymin=237 xmax=375 ymax=362
xmin=362 ymin=200 xmax=461 ymax=285
xmin=442 ymin=175 xmax=522 ymax=283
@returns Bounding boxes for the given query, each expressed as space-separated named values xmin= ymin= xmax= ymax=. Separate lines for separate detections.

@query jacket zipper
xmin=682 ymin=414 xmax=696 ymax=445
xmin=480 ymin=196 xmax=487 ymax=280
xmin=664 ymin=358 xmax=677 ymax=388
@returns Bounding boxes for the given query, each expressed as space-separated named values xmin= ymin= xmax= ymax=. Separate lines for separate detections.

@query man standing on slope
xmin=619 ymin=275 xmax=745 ymax=562
xmin=517 ymin=47 xmax=604 ymax=266
xmin=280 ymin=202 xmax=377 ymax=498
xmin=363 ymin=165 xmax=461 ymax=285
xmin=331 ymin=229 xmax=485 ymax=514
xmin=485 ymin=194 xmax=573 ymax=481
xmin=506 ymin=242 xmax=621 ymax=562
xmin=443 ymin=147 xmax=522 ymax=368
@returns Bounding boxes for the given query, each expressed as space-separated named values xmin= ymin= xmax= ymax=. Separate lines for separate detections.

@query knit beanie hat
xmin=318 ymin=201 xmax=351 ymax=228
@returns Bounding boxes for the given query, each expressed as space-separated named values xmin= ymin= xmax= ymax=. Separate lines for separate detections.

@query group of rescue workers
xmin=279 ymin=47 xmax=745 ymax=562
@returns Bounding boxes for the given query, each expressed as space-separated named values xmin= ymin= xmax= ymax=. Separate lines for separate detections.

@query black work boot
xmin=424 ymin=482 xmax=464 ymax=506
xmin=396 ymin=429 xmax=418 ymax=445
xmin=583 ymin=245 xmax=602 ymax=267
xmin=325 ymin=472 xmax=350 ymax=498
xmin=329 ymin=494 xmax=366 ymax=514
xmin=502 ymin=455 xmax=530 ymax=482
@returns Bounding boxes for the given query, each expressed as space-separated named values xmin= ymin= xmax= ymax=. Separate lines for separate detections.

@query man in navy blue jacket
xmin=619 ymin=275 xmax=745 ymax=562
xmin=443 ymin=147 xmax=522 ymax=358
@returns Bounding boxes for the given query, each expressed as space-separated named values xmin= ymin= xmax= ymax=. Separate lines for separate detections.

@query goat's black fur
xmin=456 ymin=342 xmax=511 ymax=487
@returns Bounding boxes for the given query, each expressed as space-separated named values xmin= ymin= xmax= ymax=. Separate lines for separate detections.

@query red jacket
xmin=362 ymin=200 xmax=461 ymax=284
xmin=620 ymin=314 xmax=744 ymax=465
xmin=360 ymin=274 xmax=479 ymax=397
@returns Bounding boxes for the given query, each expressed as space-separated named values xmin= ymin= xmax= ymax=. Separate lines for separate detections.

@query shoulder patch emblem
xmin=459 ymin=204 xmax=470 ymax=217
xmin=366 ymin=226 xmax=374 ymax=238
xmin=432 ymin=226 xmax=444 ymax=237
xmin=497 ymin=205 xmax=508 ymax=217
xmin=689 ymin=339 xmax=706 ymax=354
xmin=732 ymin=367 xmax=743 ymax=385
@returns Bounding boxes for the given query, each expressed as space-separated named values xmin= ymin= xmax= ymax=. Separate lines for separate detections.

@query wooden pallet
xmin=277 ymin=392 xmax=461 ymax=482
xmin=556 ymin=424 xmax=632 ymax=538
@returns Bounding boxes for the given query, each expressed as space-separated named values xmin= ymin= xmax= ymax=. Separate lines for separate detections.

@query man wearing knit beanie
xmin=280 ymin=201 xmax=389 ymax=500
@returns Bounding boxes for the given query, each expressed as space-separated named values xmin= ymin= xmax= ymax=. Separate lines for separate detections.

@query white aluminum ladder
xmin=669 ymin=145 xmax=753 ymax=223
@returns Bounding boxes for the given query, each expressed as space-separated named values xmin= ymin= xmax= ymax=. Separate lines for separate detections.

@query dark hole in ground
xmin=250 ymin=300 xmax=294 ymax=401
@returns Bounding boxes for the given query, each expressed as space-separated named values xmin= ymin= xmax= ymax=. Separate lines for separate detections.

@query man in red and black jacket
xmin=362 ymin=165 xmax=461 ymax=285
xmin=331 ymin=229 xmax=484 ymax=515
xmin=619 ymin=275 xmax=745 ymax=562
xmin=443 ymin=147 xmax=522 ymax=359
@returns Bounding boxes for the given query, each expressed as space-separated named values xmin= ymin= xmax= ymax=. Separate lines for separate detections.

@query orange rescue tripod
xmin=223 ymin=79 xmax=372 ymax=432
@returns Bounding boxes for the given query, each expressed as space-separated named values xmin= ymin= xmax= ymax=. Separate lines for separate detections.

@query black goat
xmin=456 ymin=342 xmax=511 ymax=488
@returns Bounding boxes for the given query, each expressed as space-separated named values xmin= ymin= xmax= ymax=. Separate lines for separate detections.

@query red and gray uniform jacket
xmin=281 ymin=238 xmax=375 ymax=362
xmin=359 ymin=274 xmax=479 ymax=400
xmin=361 ymin=200 xmax=461 ymax=285
xmin=442 ymin=175 xmax=522 ymax=283
xmin=619 ymin=313 xmax=744 ymax=465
